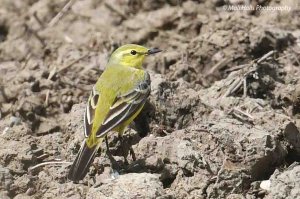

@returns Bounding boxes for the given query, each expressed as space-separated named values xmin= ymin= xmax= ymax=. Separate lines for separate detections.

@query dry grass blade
xmin=225 ymin=63 xmax=250 ymax=73
xmin=44 ymin=90 xmax=50 ymax=106
xmin=104 ymin=2 xmax=128 ymax=20
xmin=256 ymin=50 xmax=276 ymax=64
xmin=47 ymin=66 xmax=57 ymax=80
xmin=207 ymin=58 xmax=231 ymax=76
xmin=223 ymin=78 xmax=243 ymax=97
xmin=223 ymin=50 xmax=276 ymax=98
xmin=25 ymin=24 xmax=46 ymax=47
xmin=28 ymin=161 xmax=72 ymax=172
xmin=48 ymin=0 xmax=77 ymax=27
xmin=33 ymin=11 xmax=45 ymax=29
xmin=233 ymin=108 xmax=254 ymax=120
xmin=228 ymin=107 xmax=254 ymax=123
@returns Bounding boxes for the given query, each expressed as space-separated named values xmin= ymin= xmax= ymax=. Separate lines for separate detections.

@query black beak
xmin=147 ymin=48 xmax=162 ymax=55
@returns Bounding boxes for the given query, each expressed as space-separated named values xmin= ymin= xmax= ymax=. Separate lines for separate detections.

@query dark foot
xmin=118 ymin=135 xmax=129 ymax=165
xmin=118 ymin=134 xmax=136 ymax=163
xmin=129 ymin=146 xmax=136 ymax=161
xmin=105 ymin=136 xmax=122 ymax=171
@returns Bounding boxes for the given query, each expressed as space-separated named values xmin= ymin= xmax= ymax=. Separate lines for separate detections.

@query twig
xmin=233 ymin=108 xmax=254 ymax=120
xmin=207 ymin=58 xmax=231 ymax=76
xmin=25 ymin=24 xmax=46 ymax=47
xmin=223 ymin=50 xmax=276 ymax=97
xmin=33 ymin=11 xmax=45 ymax=29
xmin=48 ymin=0 xmax=76 ymax=27
xmin=44 ymin=90 xmax=50 ymax=106
xmin=243 ymin=78 xmax=247 ymax=98
xmin=256 ymin=50 xmax=275 ymax=64
xmin=223 ymin=78 xmax=243 ymax=97
xmin=225 ymin=63 xmax=250 ymax=73
xmin=21 ymin=53 xmax=32 ymax=69
xmin=104 ymin=2 xmax=127 ymax=20
xmin=229 ymin=107 xmax=254 ymax=123
xmin=37 ymin=154 xmax=49 ymax=160
xmin=47 ymin=66 xmax=57 ymax=80
xmin=28 ymin=161 xmax=72 ymax=172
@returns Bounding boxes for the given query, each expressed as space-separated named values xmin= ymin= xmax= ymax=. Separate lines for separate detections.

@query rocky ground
xmin=0 ymin=0 xmax=300 ymax=198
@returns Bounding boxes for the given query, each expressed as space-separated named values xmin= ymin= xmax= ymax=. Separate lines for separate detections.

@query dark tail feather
xmin=68 ymin=141 xmax=99 ymax=182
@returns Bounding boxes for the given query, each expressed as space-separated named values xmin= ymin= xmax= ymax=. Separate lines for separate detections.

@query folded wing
xmin=96 ymin=72 xmax=151 ymax=138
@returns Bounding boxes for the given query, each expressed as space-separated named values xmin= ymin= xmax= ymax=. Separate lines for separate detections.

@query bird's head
xmin=108 ymin=44 xmax=161 ymax=69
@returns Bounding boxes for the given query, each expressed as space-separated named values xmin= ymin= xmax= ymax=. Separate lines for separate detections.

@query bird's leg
xmin=105 ymin=135 xmax=121 ymax=171
xmin=118 ymin=132 xmax=137 ymax=163
xmin=105 ymin=136 xmax=110 ymax=154
xmin=127 ymin=129 xmax=137 ymax=161
xmin=118 ymin=134 xmax=129 ymax=165
xmin=129 ymin=146 xmax=136 ymax=161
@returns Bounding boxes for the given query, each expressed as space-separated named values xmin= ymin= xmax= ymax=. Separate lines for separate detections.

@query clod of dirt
xmin=0 ymin=24 xmax=8 ymax=42
xmin=131 ymin=115 xmax=290 ymax=198
xmin=265 ymin=164 xmax=300 ymax=199
xmin=284 ymin=122 xmax=300 ymax=153
xmin=36 ymin=120 xmax=60 ymax=136
xmin=249 ymin=28 xmax=296 ymax=58
xmin=86 ymin=173 xmax=165 ymax=199
xmin=0 ymin=166 xmax=13 ymax=191
xmin=0 ymin=191 xmax=10 ymax=199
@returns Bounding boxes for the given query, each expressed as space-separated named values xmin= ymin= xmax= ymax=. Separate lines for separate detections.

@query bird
xmin=68 ymin=44 xmax=161 ymax=182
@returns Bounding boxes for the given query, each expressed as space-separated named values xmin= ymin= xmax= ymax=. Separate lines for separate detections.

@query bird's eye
xmin=130 ymin=50 xmax=137 ymax=55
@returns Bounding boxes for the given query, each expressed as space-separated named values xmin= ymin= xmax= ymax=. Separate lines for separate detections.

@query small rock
xmin=10 ymin=116 xmax=21 ymax=127
xmin=36 ymin=120 xmax=60 ymax=135
xmin=260 ymin=180 xmax=271 ymax=191
xmin=265 ymin=166 xmax=300 ymax=199
xmin=30 ymin=81 xmax=40 ymax=92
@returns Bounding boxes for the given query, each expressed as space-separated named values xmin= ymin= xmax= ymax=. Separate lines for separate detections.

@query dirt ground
xmin=0 ymin=0 xmax=300 ymax=198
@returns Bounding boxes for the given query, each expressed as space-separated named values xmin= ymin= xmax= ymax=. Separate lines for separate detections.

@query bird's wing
xmin=83 ymin=86 xmax=100 ymax=137
xmin=95 ymin=72 xmax=151 ymax=138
